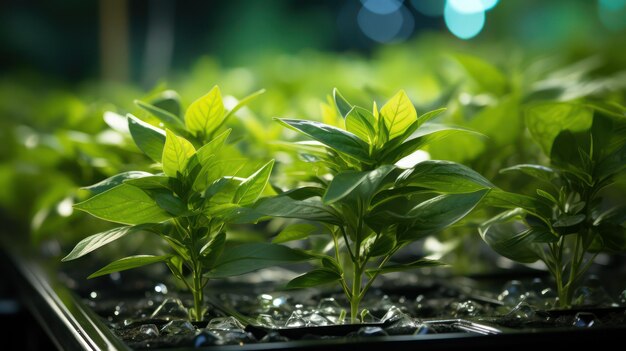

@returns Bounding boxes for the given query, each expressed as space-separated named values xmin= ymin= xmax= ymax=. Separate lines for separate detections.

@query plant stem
xmin=191 ymin=267 xmax=204 ymax=322
xmin=350 ymin=264 xmax=362 ymax=324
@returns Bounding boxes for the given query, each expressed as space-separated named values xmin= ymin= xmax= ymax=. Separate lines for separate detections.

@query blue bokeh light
xmin=444 ymin=1 xmax=486 ymax=39
xmin=358 ymin=6 xmax=405 ymax=43
xmin=360 ymin=0 xmax=404 ymax=15
xmin=410 ymin=0 xmax=446 ymax=17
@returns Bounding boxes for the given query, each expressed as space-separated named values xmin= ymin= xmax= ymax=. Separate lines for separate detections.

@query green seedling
xmin=254 ymin=89 xmax=494 ymax=323
xmin=63 ymin=88 xmax=310 ymax=322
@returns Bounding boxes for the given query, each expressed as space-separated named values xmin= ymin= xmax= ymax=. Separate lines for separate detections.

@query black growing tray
xmin=3 ymin=242 xmax=626 ymax=351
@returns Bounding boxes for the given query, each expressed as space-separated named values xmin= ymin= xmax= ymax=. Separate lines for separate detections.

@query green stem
xmin=350 ymin=264 xmax=362 ymax=324
xmin=191 ymin=267 xmax=204 ymax=322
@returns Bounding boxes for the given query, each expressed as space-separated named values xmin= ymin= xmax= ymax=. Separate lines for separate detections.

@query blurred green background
xmin=0 ymin=0 xmax=624 ymax=271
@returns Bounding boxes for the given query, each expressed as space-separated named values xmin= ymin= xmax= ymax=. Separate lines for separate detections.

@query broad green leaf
xmin=185 ymin=86 xmax=225 ymax=138
xmin=223 ymin=88 xmax=265 ymax=121
xmin=381 ymin=90 xmax=417 ymax=140
xmin=361 ymin=230 xmax=396 ymax=258
xmin=193 ymin=158 xmax=245 ymax=192
xmin=366 ymin=258 xmax=445 ymax=278
xmin=195 ymin=128 xmax=231 ymax=165
xmin=536 ymin=189 xmax=557 ymax=204
xmin=500 ymin=164 xmax=556 ymax=183
xmin=82 ymin=171 xmax=152 ymax=195
xmin=272 ymin=223 xmax=317 ymax=243
xmin=380 ymin=123 xmax=478 ymax=164
xmin=88 ymin=255 xmax=172 ymax=279
xmin=200 ymin=232 xmax=226 ymax=268
xmin=254 ymin=195 xmax=342 ymax=225
xmin=277 ymin=118 xmax=371 ymax=162
xmin=345 ymin=106 xmax=377 ymax=145
xmin=127 ymin=114 xmax=166 ymax=162
xmin=234 ymin=160 xmax=275 ymax=206
xmin=162 ymin=129 xmax=196 ymax=178
xmin=525 ymin=102 xmax=593 ymax=155
xmin=397 ymin=190 xmax=490 ymax=242
xmin=62 ymin=226 xmax=138 ymax=261
xmin=74 ymin=184 xmax=172 ymax=225
xmin=322 ymin=170 xmax=370 ymax=204
xmin=350 ymin=165 xmax=397 ymax=202
xmin=286 ymin=268 xmax=342 ymax=289
xmin=482 ymin=189 xmax=552 ymax=220
xmin=333 ymin=88 xmax=352 ymax=118
xmin=207 ymin=243 xmax=313 ymax=278
xmin=135 ymin=100 xmax=187 ymax=135
xmin=150 ymin=190 xmax=187 ymax=216
xmin=397 ymin=160 xmax=493 ymax=193
xmin=151 ymin=90 xmax=182 ymax=117
xmin=453 ymin=53 xmax=508 ymax=95
xmin=417 ymin=108 xmax=446 ymax=126
xmin=479 ymin=209 xmax=552 ymax=263
xmin=124 ymin=175 xmax=170 ymax=190
xmin=553 ymin=214 xmax=585 ymax=228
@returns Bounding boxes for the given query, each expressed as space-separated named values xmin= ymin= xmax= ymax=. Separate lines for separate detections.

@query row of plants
xmin=62 ymin=84 xmax=625 ymax=324
xmin=1 ymin=35 xmax=624 ymax=330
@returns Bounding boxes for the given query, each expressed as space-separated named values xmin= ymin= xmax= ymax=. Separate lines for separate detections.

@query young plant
xmin=63 ymin=88 xmax=310 ymax=322
xmin=480 ymin=108 xmax=626 ymax=308
xmin=254 ymin=89 xmax=494 ymax=323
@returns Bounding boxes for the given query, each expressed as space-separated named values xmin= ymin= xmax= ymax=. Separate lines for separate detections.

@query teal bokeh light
xmin=444 ymin=1 xmax=486 ymax=39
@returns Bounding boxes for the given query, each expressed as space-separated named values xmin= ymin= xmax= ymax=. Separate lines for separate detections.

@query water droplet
xmin=206 ymin=316 xmax=246 ymax=332
xmin=385 ymin=315 xmax=419 ymax=335
xmin=89 ymin=291 xmax=98 ymax=299
xmin=618 ymin=289 xmax=626 ymax=305
xmin=453 ymin=300 xmax=480 ymax=317
xmin=413 ymin=324 xmax=435 ymax=335
xmin=133 ymin=324 xmax=159 ymax=341
xmin=255 ymin=314 xmax=277 ymax=328
xmin=150 ymin=298 xmax=189 ymax=320
xmin=498 ymin=280 xmax=527 ymax=305
xmin=573 ymin=284 xmax=613 ymax=306
xmin=160 ymin=320 xmax=195 ymax=335
xmin=317 ymin=297 xmax=342 ymax=315
xmin=381 ymin=305 xmax=408 ymax=323
xmin=360 ymin=309 xmax=379 ymax=323
xmin=507 ymin=301 xmax=535 ymax=319
xmin=306 ymin=312 xmax=333 ymax=326
xmin=285 ymin=311 xmax=306 ymax=327
xmin=572 ymin=312 xmax=598 ymax=327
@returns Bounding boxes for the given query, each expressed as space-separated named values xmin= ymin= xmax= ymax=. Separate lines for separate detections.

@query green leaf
xmin=345 ymin=106 xmax=377 ymax=145
xmin=151 ymin=90 xmax=182 ymax=117
xmin=482 ymin=189 xmax=552 ymax=219
xmin=254 ymin=195 xmax=342 ymax=225
xmin=276 ymin=118 xmax=371 ymax=162
xmin=362 ymin=230 xmax=396 ymax=258
xmin=479 ymin=209 xmax=554 ymax=263
xmin=453 ymin=53 xmax=508 ymax=95
xmin=135 ymin=100 xmax=187 ymax=135
xmin=234 ymin=160 xmax=275 ymax=205
xmin=286 ymin=268 xmax=342 ymax=289
xmin=417 ymin=108 xmax=446 ymax=126
xmin=150 ymin=190 xmax=188 ymax=216
xmin=185 ymin=86 xmax=225 ymax=138
xmin=366 ymin=258 xmax=445 ymax=278
xmin=195 ymin=128 xmax=231 ymax=164
xmin=322 ymin=170 xmax=370 ymax=204
xmin=207 ymin=243 xmax=313 ymax=278
xmin=381 ymin=123 xmax=478 ymax=164
xmin=88 ymin=255 xmax=171 ymax=279
xmin=200 ymin=232 xmax=226 ymax=268
xmin=397 ymin=160 xmax=493 ymax=193
xmin=62 ymin=226 xmax=138 ymax=261
xmin=500 ymin=164 xmax=556 ymax=183
xmin=74 ymin=184 xmax=172 ymax=225
xmin=223 ymin=88 xmax=266 ymax=121
xmin=397 ymin=190 xmax=490 ymax=242
xmin=536 ymin=189 xmax=557 ymax=204
xmin=162 ymin=129 xmax=196 ymax=178
xmin=525 ymin=102 xmax=593 ymax=155
xmin=127 ymin=114 xmax=166 ymax=162
xmin=553 ymin=214 xmax=585 ymax=228
xmin=82 ymin=171 xmax=152 ymax=195
xmin=124 ymin=175 xmax=170 ymax=190
xmin=381 ymin=90 xmax=417 ymax=140
xmin=333 ymin=88 xmax=352 ymax=118
xmin=272 ymin=223 xmax=317 ymax=243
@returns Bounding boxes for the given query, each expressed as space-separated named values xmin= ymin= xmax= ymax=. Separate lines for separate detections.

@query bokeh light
xmin=358 ymin=2 xmax=414 ymax=43
xmin=444 ymin=1 xmax=486 ymax=39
